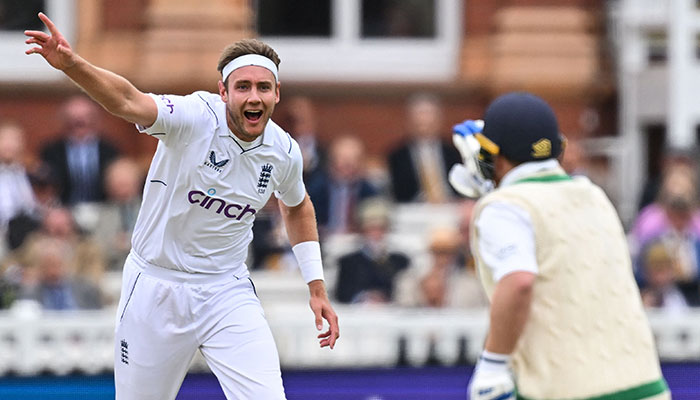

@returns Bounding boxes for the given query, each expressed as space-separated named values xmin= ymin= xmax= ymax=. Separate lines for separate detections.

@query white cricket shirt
xmin=132 ymin=91 xmax=306 ymax=276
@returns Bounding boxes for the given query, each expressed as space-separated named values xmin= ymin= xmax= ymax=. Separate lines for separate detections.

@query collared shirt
xmin=134 ymin=91 xmax=306 ymax=276
xmin=410 ymin=139 xmax=449 ymax=202
xmin=66 ymin=136 xmax=99 ymax=203
xmin=475 ymin=159 xmax=562 ymax=281
xmin=0 ymin=163 xmax=36 ymax=231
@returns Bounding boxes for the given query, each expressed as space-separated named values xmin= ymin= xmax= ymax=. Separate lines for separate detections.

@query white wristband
xmin=476 ymin=350 xmax=511 ymax=374
xmin=292 ymin=241 xmax=324 ymax=284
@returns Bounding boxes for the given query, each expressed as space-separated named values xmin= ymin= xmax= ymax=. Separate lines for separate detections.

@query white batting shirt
xmin=473 ymin=160 xmax=565 ymax=281
xmin=131 ymin=91 xmax=306 ymax=276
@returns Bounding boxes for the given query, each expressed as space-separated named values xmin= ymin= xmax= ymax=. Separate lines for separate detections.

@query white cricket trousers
xmin=114 ymin=252 xmax=287 ymax=400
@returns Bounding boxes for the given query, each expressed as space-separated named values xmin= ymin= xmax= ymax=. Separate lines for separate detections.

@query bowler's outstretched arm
xmin=25 ymin=13 xmax=157 ymax=127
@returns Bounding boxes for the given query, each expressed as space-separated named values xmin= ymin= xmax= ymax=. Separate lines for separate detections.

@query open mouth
xmin=244 ymin=110 xmax=263 ymax=123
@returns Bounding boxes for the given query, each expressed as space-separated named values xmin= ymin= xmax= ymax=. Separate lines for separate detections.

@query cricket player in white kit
xmin=448 ymin=93 xmax=670 ymax=400
xmin=25 ymin=13 xmax=339 ymax=400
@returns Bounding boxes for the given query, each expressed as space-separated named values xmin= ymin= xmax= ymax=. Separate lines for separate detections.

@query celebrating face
xmin=219 ymin=65 xmax=280 ymax=142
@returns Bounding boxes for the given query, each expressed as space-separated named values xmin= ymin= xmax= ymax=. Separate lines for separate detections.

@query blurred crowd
xmin=1 ymin=93 xmax=699 ymax=313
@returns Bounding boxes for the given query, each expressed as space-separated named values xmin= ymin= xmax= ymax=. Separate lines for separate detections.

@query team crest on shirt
xmin=204 ymin=151 xmax=230 ymax=173
xmin=257 ymin=163 xmax=273 ymax=194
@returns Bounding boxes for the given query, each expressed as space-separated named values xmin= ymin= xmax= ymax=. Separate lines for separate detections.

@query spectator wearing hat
xmin=334 ymin=198 xmax=410 ymax=304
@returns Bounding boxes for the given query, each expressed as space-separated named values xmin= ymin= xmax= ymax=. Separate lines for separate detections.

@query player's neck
xmin=229 ymin=129 xmax=263 ymax=149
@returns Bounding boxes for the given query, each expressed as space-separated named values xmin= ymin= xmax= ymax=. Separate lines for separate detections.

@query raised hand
xmin=448 ymin=119 xmax=494 ymax=198
xmin=24 ymin=12 xmax=77 ymax=70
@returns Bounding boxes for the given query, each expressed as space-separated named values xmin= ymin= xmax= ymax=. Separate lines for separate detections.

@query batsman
xmin=449 ymin=92 xmax=670 ymax=400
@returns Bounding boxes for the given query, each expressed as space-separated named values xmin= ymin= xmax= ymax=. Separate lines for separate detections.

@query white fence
xmin=1 ymin=299 xmax=700 ymax=376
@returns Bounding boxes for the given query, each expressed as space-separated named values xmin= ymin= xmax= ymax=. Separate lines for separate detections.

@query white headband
xmin=221 ymin=54 xmax=279 ymax=82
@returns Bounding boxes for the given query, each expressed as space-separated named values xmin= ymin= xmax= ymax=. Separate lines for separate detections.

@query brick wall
xmin=1 ymin=0 xmax=614 ymax=165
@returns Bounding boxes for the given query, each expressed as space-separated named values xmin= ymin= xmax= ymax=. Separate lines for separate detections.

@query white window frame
xmin=260 ymin=0 xmax=462 ymax=83
xmin=0 ymin=0 xmax=76 ymax=82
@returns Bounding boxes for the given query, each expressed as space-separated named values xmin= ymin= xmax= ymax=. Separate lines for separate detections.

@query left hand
xmin=468 ymin=370 xmax=515 ymax=400
xmin=467 ymin=351 xmax=515 ymax=400
xmin=308 ymin=280 xmax=340 ymax=349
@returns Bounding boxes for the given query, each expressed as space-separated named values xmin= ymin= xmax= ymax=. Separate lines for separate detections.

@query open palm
xmin=24 ymin=12 xmax=76 ymax=71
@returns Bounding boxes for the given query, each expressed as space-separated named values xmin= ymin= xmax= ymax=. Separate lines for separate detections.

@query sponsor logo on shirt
xmin=257 ymin=163 xmax=273 ymax=194
xmin=188 ymin=188 xmax=257 ymax=220
xmin=159 ymin=95 xmax=174 ymax=114
xmin=204 ymin=151 xmax=230 ymax=173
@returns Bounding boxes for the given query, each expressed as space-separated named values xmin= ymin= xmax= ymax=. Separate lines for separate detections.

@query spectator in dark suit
xmin=307 ymin=134 xmax=379 ymax=235
xmin=284 ymin=96 xmax=327 ymax=183
xmin=334 ymin=199 xmax=410 ymax=304
xmin=40 ymin=95 xmax=120 ymax=205
xmin=388 ymin=93 xmax=461 ymax=203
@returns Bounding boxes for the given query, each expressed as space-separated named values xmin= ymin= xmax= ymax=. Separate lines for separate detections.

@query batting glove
xmin=468 ymin=350 xmax=515 ymax=400
xmin=448 ymin=119 xmax=494 ymax=198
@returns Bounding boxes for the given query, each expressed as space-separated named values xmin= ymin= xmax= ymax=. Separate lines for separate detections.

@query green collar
xmin=514 ymin=174 xmax=572 ymax=184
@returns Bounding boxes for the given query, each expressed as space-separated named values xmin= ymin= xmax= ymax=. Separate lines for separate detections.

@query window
xmin=256 ymin=0 xmax=332 ymax=37
xmin=361 ymin=0 xmax=435 ymax=38
xmin=646 ymin=30 xmax=667 ymax=65
xmin=256 ymin=0 xmax=461 ymax=82
xmin=0 ymin=0 xmax=45 ymax=30
xmin=0 ymin=0 xmax=76 ymax=82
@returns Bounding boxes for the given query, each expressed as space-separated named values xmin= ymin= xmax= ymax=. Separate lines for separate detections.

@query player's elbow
xmin=107 ymin=99 xmax=132 ymax=120
xmin=499 ymin=271 xmax=536 ymax=297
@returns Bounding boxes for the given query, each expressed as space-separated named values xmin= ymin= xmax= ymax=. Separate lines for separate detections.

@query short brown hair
xmin=217 ymin=39 xmax=281 ymax=81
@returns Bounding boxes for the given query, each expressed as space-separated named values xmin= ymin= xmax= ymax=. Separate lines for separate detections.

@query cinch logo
xmin=188 ymin=190 xmax=257 ymax=220
xmin=159 ymin=95 xmax=174 ymax=114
